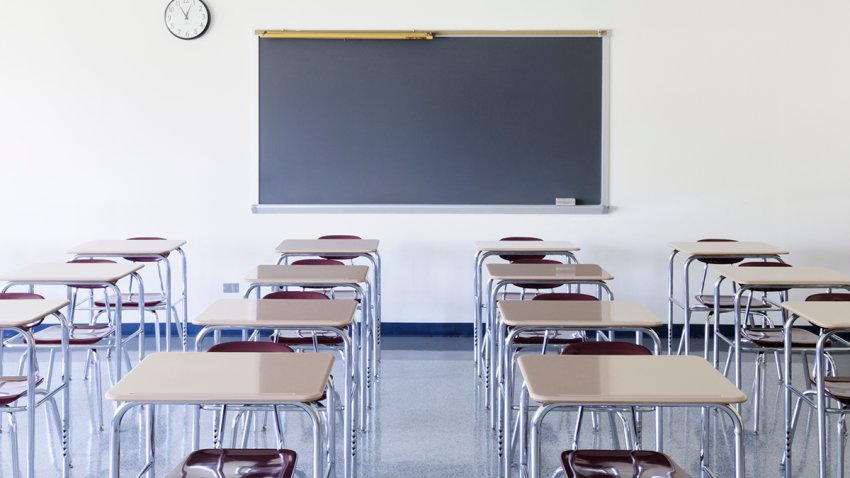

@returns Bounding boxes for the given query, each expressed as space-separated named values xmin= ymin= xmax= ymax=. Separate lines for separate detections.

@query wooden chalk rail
xmin=255 ymin=30 xmax=608 ymax=40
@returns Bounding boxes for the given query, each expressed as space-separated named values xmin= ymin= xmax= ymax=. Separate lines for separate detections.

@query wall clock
xmin=165 ymin=0 xmax=210 ymax=40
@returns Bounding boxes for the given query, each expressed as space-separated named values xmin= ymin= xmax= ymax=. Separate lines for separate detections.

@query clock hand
xmin=178 ymin=2 xmax=190 ymax=19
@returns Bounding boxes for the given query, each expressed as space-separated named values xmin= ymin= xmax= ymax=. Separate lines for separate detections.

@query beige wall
xmin=2 ymin=1 xmax=848 ymax=324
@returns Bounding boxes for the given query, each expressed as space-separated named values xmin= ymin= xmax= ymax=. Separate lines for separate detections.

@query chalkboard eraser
xmin=555 ymin=198 xmax=577 ymax=206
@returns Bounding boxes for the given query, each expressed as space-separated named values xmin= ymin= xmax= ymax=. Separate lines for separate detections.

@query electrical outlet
xmin=223 ymin=283 xmax=240 ymax=293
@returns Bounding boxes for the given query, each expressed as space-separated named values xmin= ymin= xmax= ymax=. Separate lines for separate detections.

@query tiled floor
xmin=0 ymin=336 xmax=845 ymax=477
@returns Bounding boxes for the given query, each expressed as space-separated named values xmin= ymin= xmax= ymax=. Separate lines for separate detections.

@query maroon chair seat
xmin=741 ymin=327 xmax=826 ymax=348
xmin=695 ymin=238 xmax=743 ymax=266
xmin=561 ymin=450 xmax=691 ymax=478
xmin=694 ymin=294 xmax=772 ymax=309
xmin=562 ymin=341 xmax=653 ymax=356
xmin=807 ymin=293 xmax=850 ymax=302
xmin=263 ymin=291 xmax=330 ymax=300
xmin=94 ymin=293 xmax=165 ymax=308
xmin=499 ymin=236 xmax=545 ymax=263
xmin=165 ymin=448 xmax=297 ymax=478
xmin=533 ymin=293 xmax=599 ymax=302
xmin=32 ymin=325 xmax=112 ymax=345
xmin=124 ymin=236 xmax=170 ymax=263
xmin=318 ymin=234 xmax=362 ymax=261
xmin=208 ymin=341 xmax=294 ymax=353
xmin=0 ymin=376 xmax=43 ymax=406
xmin=820 ymin=377 xmax=850 ymax=407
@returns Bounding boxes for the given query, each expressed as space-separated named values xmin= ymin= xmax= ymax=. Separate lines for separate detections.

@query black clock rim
xmin=164 ymin=0 xmax=210 ymax=40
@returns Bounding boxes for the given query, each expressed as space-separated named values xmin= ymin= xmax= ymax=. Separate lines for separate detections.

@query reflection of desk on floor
xmin=518 ymin=355 xmax=746 ymax=478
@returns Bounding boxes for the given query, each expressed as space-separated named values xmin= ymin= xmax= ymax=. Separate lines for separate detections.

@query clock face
xmin=164 ymin=0 xmax=210 ymax=40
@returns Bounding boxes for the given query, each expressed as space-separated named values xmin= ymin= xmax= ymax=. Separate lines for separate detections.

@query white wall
xmin=2 ymin=1 xmax=849 ymax=325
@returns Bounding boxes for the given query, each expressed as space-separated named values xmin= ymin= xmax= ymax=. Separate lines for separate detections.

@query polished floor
xmin=0 ymin=336 xmax=846 ymax=477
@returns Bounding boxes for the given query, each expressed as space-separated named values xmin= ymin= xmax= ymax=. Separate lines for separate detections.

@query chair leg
xmin=45 ymin=348 xmax=56 ymax=391
xmin=230 ymin=410 xmax=245 ymax=448
xmin=241 ymin=411 xmax=255 ymax=448
xmin=91 ymin=350 xmax=104 ymax=430
xmin=837 ymin=413 xmax=847 ymax=478
xmin=572 ymin=407 xmax=584 ymax=449
xmin=752 ymin=353 xmax=764 ymax=434
xmin=152 ymin=311 xmax=161 ymax=353
xmin=83 ymin=350 xmax=94 ymax=381
xmin=722 ymin=345 xmax=734 ymax=378
xmin=7 ymin=412 xmax=21 ymax=478
xmin=781 ymin=391 xmax=813 ymax=467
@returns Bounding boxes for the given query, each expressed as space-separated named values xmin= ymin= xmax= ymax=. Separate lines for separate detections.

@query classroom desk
xmin=68 ymin=239 xmax=188 ymax=352
xmin=667 ymin=241 xmax=788 ymax=356
xmin=497 ymin=300 xmax=664 ymax=476
xmin=0 ymin=299 xmax=70 ymax=478
xmin=0 ymin=262 xmax=145 ymax=382
xmin=710 ymin=266 xmax=850 ymax=401
xmin=191 ymin=298 xmax=357 ymax=478
xmin=276 ymin=238 xmax=381 ymax=378
xmin=473 ymin=241 xmax=580 ymax=377
xmin=484 ymin=263 xmax=613 ymax=427
xmin=244 ymin=264 xmax=372 ymax=431
xmin=518 ymin=355 xmax=746 ymax=478
xmin=106 ymin=352 xmax=333 ymax=478
xmin=781 ymin=301 xmax=850 ymax=478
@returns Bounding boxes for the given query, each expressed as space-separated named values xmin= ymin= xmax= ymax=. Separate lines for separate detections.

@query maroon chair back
xmin=696 ymin=238 xmax=744 ymax=265
xmin=562 ymin=341 xmax=652 ymax=356
xmin=499 ymin=236 xmax=545 ymax=262
xmin=124 ymin=236 xmax=169 ymax=263
xmin=291 ymin=258 xmax=344 ymax=266
xmin=68 ymin=258 xmax=117 ymax=289
xmin=263 ymin=291 xmax=330 ymax=300
xmin=207 ymin=341 xmax=294 ymax=353
xmin=532 ymin=293 xmax=599 ymax=301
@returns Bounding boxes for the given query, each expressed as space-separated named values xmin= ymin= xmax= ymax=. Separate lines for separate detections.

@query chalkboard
xmin=258 ymin=33 xmax=608 ymax=211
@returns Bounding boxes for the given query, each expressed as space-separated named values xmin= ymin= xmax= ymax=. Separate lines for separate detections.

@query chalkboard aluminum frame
xmin=252 ymin=30 xmax=610 ymax=214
